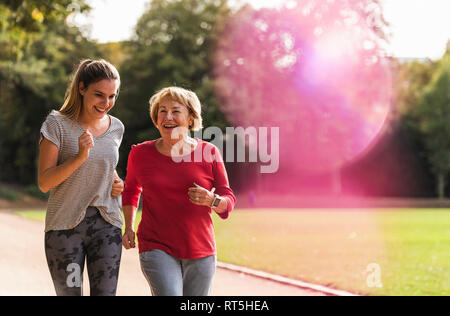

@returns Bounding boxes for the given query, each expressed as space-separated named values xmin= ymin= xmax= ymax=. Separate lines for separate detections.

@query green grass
xmin=15 ymin=208 xmax=450 ymax=296
xmin=212 ymin=209 xmax=450 ymax=296
xmin=15 ymin=210 xmax=47 ymax=221
xmin=373 ymin=210 xmax=450 ymax=296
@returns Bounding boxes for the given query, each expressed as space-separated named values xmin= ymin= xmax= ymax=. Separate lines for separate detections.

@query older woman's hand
xmin=188 ymin=183 xmax=214 ymax=207
xmin=111 ymin=171 xmax=124 ymax=197
xmin=123 ymin=228 xmax=136 ymax=249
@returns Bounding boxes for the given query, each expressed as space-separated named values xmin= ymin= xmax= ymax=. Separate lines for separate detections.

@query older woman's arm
xmin=211 ymin=146 xmax=236 ymax=219
xmin=121 ymin=146 xmax=142 ymax=249
xmin=122 ymin=205 xmax=137 ymax=249
xmin=188 ymin=145 xmax=236 ymax=218
xmin=188 ymin=183 xmax=229 ymax=215
xmin=211 ymin=196 xmax=229 ymax=215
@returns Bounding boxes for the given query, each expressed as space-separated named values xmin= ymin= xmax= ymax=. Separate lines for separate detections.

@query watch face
xmin=213 ymin=196 xmax=221 ymax=207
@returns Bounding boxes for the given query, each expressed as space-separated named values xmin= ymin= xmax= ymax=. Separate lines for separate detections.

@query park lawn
xmin=15 ymin=208 xmax=450 ymax=296
xmin=213 ymin=209 xmax=450 ymax=296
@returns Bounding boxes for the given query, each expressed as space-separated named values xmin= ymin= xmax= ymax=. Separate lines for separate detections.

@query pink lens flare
xmin=214 ymin=0 xmax=393 ymax=173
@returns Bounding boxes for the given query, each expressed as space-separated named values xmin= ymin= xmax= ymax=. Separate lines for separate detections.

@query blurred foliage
xmin=394 ymin=60 xmax=437 ymax=118
xmin=415 ymin=52 xmax=450 ymax=197
xmin=0 ymin=0 xmax=90 ymax=61
xmin=394 ymin=48 xmax=450 ymax=197
xmin=113 ymin=0 xmax=232 ymax=176
xmin=24 ymin=184 xmax=50 ymax=200
xmin=97 ymin=42 xmax=130 ymax=68
xmin=0 ymin=0 xmax=449 ymax=198
xmin=0 ymin=186 xmax=22 ymax=200
xmin=0 ymin=0 xmax=100 ymax=184
xmin=393 ymin=59 xmax=437 ymax=192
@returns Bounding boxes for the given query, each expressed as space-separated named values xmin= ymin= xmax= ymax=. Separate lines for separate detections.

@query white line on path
xmin=217 ymin=262 xmax=359 ymax=297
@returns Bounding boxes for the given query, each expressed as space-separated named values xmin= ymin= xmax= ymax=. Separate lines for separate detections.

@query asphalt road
xmin=0 ymin=210 xmax=323 ymax=296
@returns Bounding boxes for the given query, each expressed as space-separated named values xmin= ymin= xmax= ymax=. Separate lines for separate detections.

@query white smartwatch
xmin=211 ymin=194 xmax=221 ymax=208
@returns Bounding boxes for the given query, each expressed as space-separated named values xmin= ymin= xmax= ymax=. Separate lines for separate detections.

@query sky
xmin=74 ymin=0 xmax=450 ymax=60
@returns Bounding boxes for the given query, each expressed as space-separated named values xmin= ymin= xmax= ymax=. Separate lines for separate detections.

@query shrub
xmin=25 ymin=185 xmax=49 ymax=200
xmin=0 ymin=187 xmax=22 ymax=201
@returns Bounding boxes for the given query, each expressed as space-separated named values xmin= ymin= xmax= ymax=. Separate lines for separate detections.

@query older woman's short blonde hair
xmin=149 ymin=87 xmax=203 ymax=131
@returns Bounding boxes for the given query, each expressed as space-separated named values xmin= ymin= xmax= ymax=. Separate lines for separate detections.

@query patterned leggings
xmin=44 ymin=207 xmax=122 ymax=296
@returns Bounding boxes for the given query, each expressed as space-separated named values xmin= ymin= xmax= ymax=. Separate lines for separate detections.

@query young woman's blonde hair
xmin=149 ymin=87 xmax=203 ymax=131
xmin=59 ymin=59 xmax=120 ymax=121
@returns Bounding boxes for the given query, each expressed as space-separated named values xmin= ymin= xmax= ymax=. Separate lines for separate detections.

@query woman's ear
xmin=79 ymin=81 xmax=86 ymax=96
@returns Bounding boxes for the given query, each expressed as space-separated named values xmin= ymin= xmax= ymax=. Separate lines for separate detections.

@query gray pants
xmin=139 ymin=249 xmax=216 ymax=296
xmin=44 ymin=207 xmax=122 ymax=296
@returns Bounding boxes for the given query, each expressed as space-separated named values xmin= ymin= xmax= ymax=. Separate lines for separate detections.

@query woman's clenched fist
xmin=77 ymin=129 xmax=94 ymax=161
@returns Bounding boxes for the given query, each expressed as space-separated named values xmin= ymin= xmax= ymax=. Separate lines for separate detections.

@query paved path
xmin=0 ymin=210 xmax=324 ymax=296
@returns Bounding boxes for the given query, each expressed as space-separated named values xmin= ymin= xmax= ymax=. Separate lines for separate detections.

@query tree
xmin=213 ymin=0 xmax=391 ymax=180
xmin=395 ymin=45 xmax=450 ymax=199
xmin=392 ymin=58 xmax=437 ymax=193
xmin=0 ymin=0 xmax=100 ymax=184
xmin=0 ymin=0 xmax=90 ymax=61
xmin=114 ymin=0 xmax=232 ymax=175
xmin=394 ymin=59 xmax=437 ymax=118
xmin=415 ymin=54 xmax=450 ymax=198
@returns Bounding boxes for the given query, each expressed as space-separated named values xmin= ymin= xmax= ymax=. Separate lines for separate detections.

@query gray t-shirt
xmin=40 ymin=111 xmax=124 ymax=232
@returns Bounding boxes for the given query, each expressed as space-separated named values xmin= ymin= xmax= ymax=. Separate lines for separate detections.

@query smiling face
xmin=156 ymin=96 xmax=193 ymax=141
xmin=79 ymin=79 xmax=119 ymax=120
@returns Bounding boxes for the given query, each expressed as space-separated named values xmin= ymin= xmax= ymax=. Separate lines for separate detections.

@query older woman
xmin=121 ymin=87 xmax=236 ymax=296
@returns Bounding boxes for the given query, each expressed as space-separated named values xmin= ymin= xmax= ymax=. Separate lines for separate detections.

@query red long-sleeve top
xmin=122 ymin=139 xmax=236 ymax=259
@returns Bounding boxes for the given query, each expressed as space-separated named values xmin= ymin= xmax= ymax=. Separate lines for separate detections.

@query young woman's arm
xmin=111 ymin=170 xmax=124 ymax=197
xmin=38 ymin=131 xmax=93 ymax=193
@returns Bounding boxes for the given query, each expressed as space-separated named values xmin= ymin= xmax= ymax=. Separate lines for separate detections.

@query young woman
xmin=121 ymin=87 xmax=236 ymax=296
xmin=38 ymin=59 xmax=125 ymax=296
